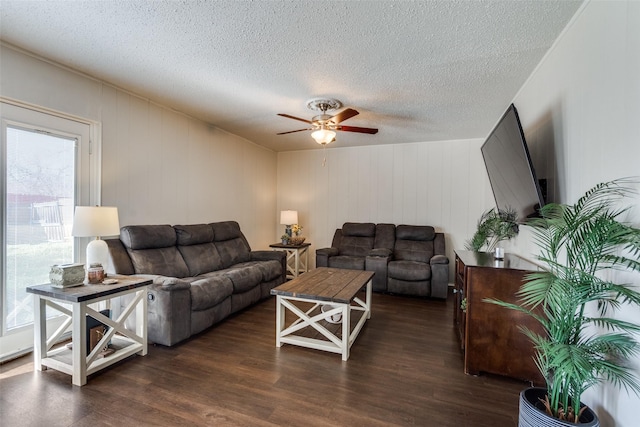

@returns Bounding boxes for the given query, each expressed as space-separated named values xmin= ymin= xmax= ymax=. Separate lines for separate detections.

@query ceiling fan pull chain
xmin=322 ymin=145 xmax=327 ymax=167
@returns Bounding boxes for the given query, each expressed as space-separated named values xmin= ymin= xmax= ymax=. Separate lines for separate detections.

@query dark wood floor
xmin=0 ymin=292 xmax=528 ymax=426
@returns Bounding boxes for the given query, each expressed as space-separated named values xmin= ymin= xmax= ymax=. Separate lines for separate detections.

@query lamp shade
xmin=311 ymin=129 xmax=336 ymax=145
xmin=71 ymin=206 xmax=120 ymax=237
xmin=280 ymin=210 xmax=298 ymax=225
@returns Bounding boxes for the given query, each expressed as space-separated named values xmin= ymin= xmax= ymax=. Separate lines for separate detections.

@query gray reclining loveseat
xmin=106 ymin=221 xmax=286 ymax=346
xmin=316 ymin=222 xmax=449 ymax=299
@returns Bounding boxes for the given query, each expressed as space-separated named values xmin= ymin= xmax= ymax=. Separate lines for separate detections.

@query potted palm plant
xmin=466 ymin=207 xmax=519 ymax=253
xmin=487 ymin=179 xmax=640 ymax=425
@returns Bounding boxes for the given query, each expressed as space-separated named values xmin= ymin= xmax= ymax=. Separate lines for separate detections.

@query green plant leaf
xmin=466 ymin=207 xmax=519 ymax=252
xmin=488 ymin=178 xmax=640 ymax=419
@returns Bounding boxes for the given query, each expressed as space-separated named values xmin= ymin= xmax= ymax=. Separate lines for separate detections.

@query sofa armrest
xmin=251 ymin=250 xmax=287 ymax=283
xmin=149 ymin=276 xmax=191 ymax=291
xmin=316 ymin=247 xmax=339 ymax=268
xmin=145 ymin=276 xmax=191 ymax=346
xmin=250 ymin=250 xmax=284 ymax=262
xmin=430 ymin=263 xmax=449 ymax=299
xmin=430 ymin=255 xmax=449 ymax=265
xmin=369 ymin=248 xmax=392 ymax=258
xmin=366 ymin=254 xmax=390 ymax=292
xmin=434 ymin=233 xmax=446 ymax=256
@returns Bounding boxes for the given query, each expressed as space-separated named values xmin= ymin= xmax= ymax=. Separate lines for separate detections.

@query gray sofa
xmin=106 ymin=221 xmax=286 ymax=346
xmin=316 ymin=222 xmax=449 ymax=299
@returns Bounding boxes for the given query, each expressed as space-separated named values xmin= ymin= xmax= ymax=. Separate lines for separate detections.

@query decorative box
xmin=49 ymin=263 xmax=85 ymax=288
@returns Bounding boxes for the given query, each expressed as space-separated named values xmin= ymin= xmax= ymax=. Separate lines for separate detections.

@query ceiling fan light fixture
xmin=311 ymin=128 xmax=336 ymax=145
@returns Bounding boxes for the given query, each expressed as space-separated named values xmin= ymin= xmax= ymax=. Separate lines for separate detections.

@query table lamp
xmin=71 ymin=206 xmax=120 ymax=272
xmin=280 ymin=210 xmax=298 ymax=237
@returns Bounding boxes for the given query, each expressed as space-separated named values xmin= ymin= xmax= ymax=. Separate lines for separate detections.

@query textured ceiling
xmin=0 ymin=0 xmax=582 ymax=152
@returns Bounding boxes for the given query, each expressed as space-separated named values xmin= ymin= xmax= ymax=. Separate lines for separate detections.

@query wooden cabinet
xmin=453 ymin=255 xmax=466 ymax=349
xmin=454 ymin=250 xmax=544 ymax=385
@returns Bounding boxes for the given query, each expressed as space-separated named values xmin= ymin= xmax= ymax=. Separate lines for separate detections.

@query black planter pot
xmin=519 ymin=387 xmax=600 ymax=427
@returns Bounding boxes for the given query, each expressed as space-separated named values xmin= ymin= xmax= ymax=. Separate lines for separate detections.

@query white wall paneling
xmin=0 ymin=43 xmax=278 ymax=250
xmin=508 ymin=2 xmax=640 ymax=425
xmin=277 ymin=139 xmax=493 ymax=277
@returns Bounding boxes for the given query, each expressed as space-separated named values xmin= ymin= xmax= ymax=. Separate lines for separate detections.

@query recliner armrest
xmin=316 ymin=247 xmax=339 ymax=268
xmin=430 ymin=255 xmax=449 ymax=265
xmin=316 ymin=247 xmax=339 ymax=257
xmin=152 ymin=276 xmax=191 ymax=291
xmin=251 ymin=250 xmax=287 ymax=283
xmin=144 ymin=275 xmax=191 ymax=346
xmin=366 ymin=254 xmax=390 ymax=292
xmin=369 ymin=248 xmax=392 ymax=257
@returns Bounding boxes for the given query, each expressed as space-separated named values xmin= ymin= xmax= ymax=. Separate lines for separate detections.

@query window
xmin=0 ymin=101 xmax=98 ymax=359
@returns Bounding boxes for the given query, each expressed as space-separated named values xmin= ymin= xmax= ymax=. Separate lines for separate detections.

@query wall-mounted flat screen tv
xmin=481 ymin=104 xmax=545 ymax=222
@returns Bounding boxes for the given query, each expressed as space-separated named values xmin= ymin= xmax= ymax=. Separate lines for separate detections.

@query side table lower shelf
xmin=41 ymin=335 xmax=143 ymax=378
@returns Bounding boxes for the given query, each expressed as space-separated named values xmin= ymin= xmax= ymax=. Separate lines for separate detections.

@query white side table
xmin=269 ymin=242 xmax=311 ymax=279
xmin=27 ymin=275 xmax=151 ymax=386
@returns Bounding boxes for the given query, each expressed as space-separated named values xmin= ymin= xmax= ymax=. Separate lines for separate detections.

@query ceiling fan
xmin=277 ymin=98 xmax=378 ymax=145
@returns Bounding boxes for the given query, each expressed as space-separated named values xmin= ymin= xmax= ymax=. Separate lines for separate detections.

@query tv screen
xmin=481 ymin=104 xmax=545 ymax=222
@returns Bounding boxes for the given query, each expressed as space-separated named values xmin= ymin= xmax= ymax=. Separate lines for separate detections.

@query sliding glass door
xmin=1 ymin=102 xmax=93 ymax=358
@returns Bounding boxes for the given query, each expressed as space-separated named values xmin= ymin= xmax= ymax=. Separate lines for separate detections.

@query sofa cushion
xmin=394 ymin=226 xmax=436 ymax=263
xmin=396 ymin=225 xmax=435 ymax=241
xmin=178 ymin=243 xmax=223 ymax=276
xmin=258 ymin=260 xmax=282 ymax=282
xmin=388 ymin=278 xmax=431 ymax=297
xmin=121 ymin=224 xmax=176 ymax=249
xmin=388 ymin=260 xmax=431 ymax=281
xmin=189 ymin=276 xmax=233 ymax=311
xmin=329 ymin=255 xmax=366 ymax=270
xmin=120 ymin=225 xmax=189 ymax=277
xmin=175 ymin=224 xmax=214 ymax=245
xmin=127 ymin=247 xmax=190 ymax=278
xmin=394 ymin=240 xmax=434 ymax=263
xmin=342 ymin=222 xmax=376 ymax=237
xmin=175 ymin=224 xmax=223 ymax=275
xmin=234 ymin=260 xmax=282 ymax=282
xmin=223 ymin=265 xmax=263 ymax=293
xmin=340 ymin=235 xmax=374 ymax=257
xmin=211 ymin=221 xmax=251 ymax=268
xmin=211 ymin=221 xmax=244 ymax=241
xmin=339 ymin=222 xmax=376 ymax=257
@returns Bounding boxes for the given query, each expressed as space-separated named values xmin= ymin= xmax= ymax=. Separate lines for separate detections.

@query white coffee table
xmin=270 ymin=267 xmax=373 ymax=361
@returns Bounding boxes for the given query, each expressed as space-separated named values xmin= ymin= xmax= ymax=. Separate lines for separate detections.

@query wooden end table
xmin=269 ymin=242 xmax=311 ymax=279
xmin=270 ymin=267 xmax=374 ymax=361
xmin=27 ymin=275 xmax=151 ymax=386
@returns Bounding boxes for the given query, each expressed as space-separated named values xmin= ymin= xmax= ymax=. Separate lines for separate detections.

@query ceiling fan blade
xmin=338 ymin=125 xmax=379 ymax=134
xmin=277 ymin=113 xmax=313 ymax=124
xmin=277 ymin=128 xmax=311 ymax=135
xmin=331 ymin=108 xmax=359 ymax=124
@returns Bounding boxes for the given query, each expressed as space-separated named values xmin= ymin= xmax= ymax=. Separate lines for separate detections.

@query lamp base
xmin=85 ymin=238 xmax=109 ymax=283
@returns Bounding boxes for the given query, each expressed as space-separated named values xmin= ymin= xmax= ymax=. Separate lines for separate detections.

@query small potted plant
xmin=466 ymin=207 xmax=519 ymax=253
xmin=486 ymin=179 xmax=640 ymax=426
xmin=281 ymin=234 xmax=290 ymax=245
